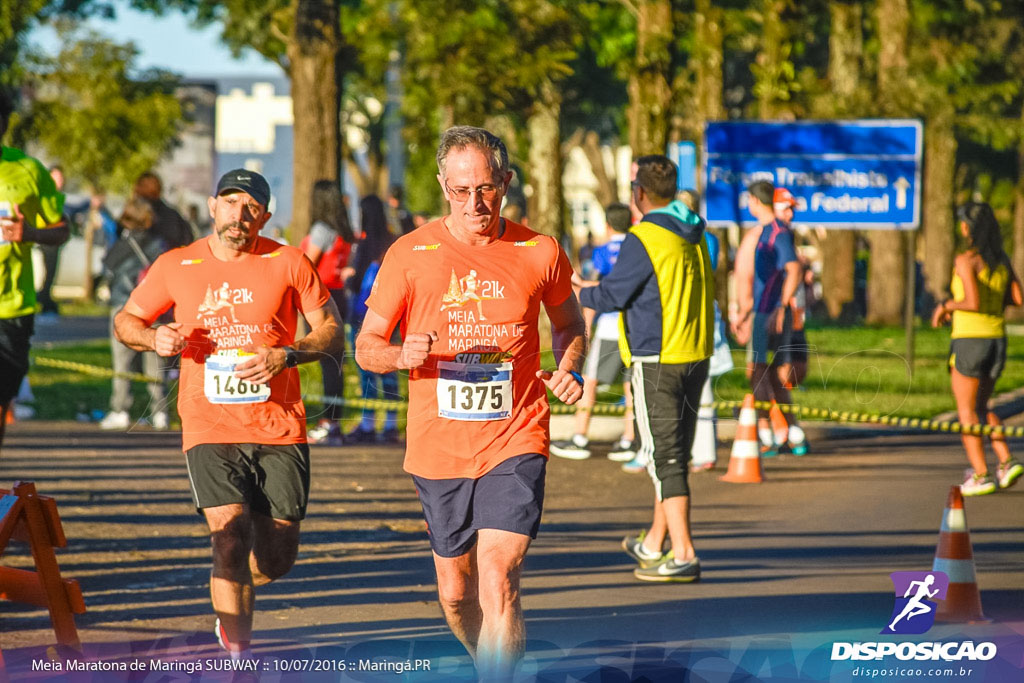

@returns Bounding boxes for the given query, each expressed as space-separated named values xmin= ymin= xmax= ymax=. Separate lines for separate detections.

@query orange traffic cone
xmin=769 ymin=400 xmax=789 ymax=447
xmin=721 ymin=394 xmax=764 ymax=483
xmin=932 ymin=486 xmax=989 ymax=623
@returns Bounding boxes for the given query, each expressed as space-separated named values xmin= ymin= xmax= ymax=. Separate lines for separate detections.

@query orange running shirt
xmin=366 ymin=218 xmax=574 ymax=479
xmin=128 ymin=236 xmax=330 ymax=451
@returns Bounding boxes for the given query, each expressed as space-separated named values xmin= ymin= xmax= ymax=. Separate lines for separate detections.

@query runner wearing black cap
xmin=114 ymin=169 xmax=344 ymax=656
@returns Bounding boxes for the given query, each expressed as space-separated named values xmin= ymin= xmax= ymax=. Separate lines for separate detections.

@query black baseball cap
xmin=215 ymin=169 xmax=271 ymax=207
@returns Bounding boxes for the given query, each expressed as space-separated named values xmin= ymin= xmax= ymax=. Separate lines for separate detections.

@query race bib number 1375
xmin=436 ymin=361 xmax=512 ymax=421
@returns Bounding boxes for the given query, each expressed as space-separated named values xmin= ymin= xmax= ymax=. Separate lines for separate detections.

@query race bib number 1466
xmin=204 ymin=351 xmax=271 ymax=404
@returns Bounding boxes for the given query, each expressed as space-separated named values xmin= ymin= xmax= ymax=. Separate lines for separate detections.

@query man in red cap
xmin=731 ymin=181 xmax=806 ymax=456
xmin=771 ymin=187 xmax=809 ymax=454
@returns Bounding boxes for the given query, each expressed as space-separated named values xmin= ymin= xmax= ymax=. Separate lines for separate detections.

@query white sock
xmin=788 ymin=424 xmax=806 ymax=445
xmin=638 ymin=541 xmax=661 ymax=558
xmin=759 ymin=427 xmax=775 ymax=447
xmin=571 ymin=434 xmax=589 ymax=448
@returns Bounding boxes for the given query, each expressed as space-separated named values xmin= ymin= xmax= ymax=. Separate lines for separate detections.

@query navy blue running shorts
xmin=412 ymin=453 xmax=546 ymax=558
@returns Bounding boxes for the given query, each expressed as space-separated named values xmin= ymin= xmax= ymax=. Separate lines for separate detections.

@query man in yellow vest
xmin=578 ymin=154 xmax=714 ymax=582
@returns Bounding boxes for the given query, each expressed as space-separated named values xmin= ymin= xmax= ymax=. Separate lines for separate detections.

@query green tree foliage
xmin=14 ymin=24 xmax=182 ymax=193
xmin=0 ymin=1 xmax=113 ymax=88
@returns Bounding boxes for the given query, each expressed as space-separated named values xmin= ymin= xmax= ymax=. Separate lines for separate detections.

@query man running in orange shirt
xmin=114 ymin=169 xmax=344 ymax=657
xmin=356 ymin=126 xmax=586 ymax=679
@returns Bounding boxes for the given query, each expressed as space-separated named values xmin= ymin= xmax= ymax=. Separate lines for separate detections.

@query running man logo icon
xmin=881 ymin=571 xmax=949 ymax=635
xmin=198 ymin=282 xmax=240 ymax=323
xmin=440 ymin=268 xmax=488 ymax=321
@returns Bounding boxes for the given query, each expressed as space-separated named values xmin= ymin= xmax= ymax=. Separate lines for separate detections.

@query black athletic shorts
xmin=949 ymin=337 xmax=1006 ymax=380
xmin=632 ymin=358 xmax=709 ymax=500
xmin=775 ymin=328 xmax=808 ymax=365
xmin=185 ymin=443 xmax=311 ymax=521
xmin=411 ymin=453 xmax=546 ymax=558
xmin=0 ymin=314 xmax=34 ymax=405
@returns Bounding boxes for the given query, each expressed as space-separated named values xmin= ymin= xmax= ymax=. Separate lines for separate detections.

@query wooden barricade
xmin=0 ymin=481 xmax=85 ymax=652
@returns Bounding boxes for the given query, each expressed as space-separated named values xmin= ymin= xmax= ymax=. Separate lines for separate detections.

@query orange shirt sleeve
xmin=541 ymin=236 xmax=574 ymax=307
xmin=126 ymin=253 xmax=174 ymax=324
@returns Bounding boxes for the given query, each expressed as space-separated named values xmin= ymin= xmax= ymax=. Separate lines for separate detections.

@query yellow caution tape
xmin=33 ymin=356 xmax=162 ymax=384
xmin=32 ymin=355 xmax=1024 ymax=437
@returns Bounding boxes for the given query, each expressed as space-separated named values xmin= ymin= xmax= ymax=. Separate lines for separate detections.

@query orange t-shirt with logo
xmin=366 ymin=218 xmax=574 ymax=479
xmin=128 ymin=236 xmax=330 ymax=452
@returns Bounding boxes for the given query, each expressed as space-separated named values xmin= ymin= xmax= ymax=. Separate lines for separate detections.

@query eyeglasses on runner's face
xmin=444 ymin=180 xmax=501 ymax=203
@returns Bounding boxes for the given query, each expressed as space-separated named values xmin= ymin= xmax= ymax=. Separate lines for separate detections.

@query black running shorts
xmin=0 ymin=315 xmax=34 ymax=405
xmin=949 ymin=337 xmax=1006 ymax=380
xmin=185 ymin=443 xmax=311 ymax=521
xmin=632 ymin=358 xmax=710 ymax=500
xmin=412 ymin=453 xmax=546 ymax=558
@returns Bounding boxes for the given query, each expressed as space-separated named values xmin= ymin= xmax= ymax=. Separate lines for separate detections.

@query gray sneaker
xmin=621 ymin=534 xmax=665 ymax=569
xmin=633 ymin=554 xmax=701 ymax=583
xmin=550 ymin=439 xmax=591 ymax=460
xmin=607 ymin=440 xmax=636 ymax=462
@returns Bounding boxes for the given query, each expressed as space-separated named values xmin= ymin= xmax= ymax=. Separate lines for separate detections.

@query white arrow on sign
xmin=894 ymin=177 xmax=910 ymax=210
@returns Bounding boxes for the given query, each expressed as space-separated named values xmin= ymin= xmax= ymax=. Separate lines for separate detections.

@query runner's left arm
xmin=538 ymin=290 xmax=588 ymax=405
xmin=235 ymin=297 xmax=344 ymax=384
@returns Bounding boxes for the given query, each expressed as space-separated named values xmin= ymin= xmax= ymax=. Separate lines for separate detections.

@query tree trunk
xmin=868 ymin=0 xmax=911 ymax=324
xmin=695 ymin=0 xmax=725 ymax=125
xmin=818 ymin=1 xmax=863 ymax=320
xmin=829 ymin=1 xmax=862 ymax=102
xmin=756 ymin=0 xmax=790 ymax=120
xmin=527 ymin=81 xmax=563 ymax=239
xmin=877 ymin=0 xmax=910 ymax=116
xmin=693 ymin=0 xmax=724 ymax=203
xmin=866 ymin=231 xmax=906 ymax=324
xmin=628 ymin=0 xmax=672 ymax=155
xmin=820 ymin=231 xmax=855 ymax=319
xmin=581 ymin=131 xmax=618 ymax=209
xmin=922 ymin=107 xmax=956 ymax=303
xmin=82 ymin=211 xmax=98 ymax=303
xmin=287 ymin=0 xmax=342 ymax=242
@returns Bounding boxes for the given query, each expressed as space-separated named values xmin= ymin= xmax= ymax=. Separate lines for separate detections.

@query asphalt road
xmin=1 ymin=421 xmax=1022 ymax=682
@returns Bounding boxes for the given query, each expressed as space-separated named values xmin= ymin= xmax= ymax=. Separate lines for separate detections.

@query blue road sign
xmin=703 ymin=120 xmax=922 ymax=229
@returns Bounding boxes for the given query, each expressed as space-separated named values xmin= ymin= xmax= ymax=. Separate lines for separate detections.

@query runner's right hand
xmin=154 ymin=322 xmax=186 ymax=357
xmin=398 ymin=331 xmax=437 ymax=369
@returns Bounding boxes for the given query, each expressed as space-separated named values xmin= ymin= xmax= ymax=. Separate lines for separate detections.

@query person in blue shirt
xmin=744 ymin=180 xmax=805 ymax=456
xmin=551 ymin=203 xmax=637 ymax=462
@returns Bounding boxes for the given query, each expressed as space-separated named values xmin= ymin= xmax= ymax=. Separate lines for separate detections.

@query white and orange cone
xmin=769 ymin=400 xmax=789 ymax=449
xmin=721 ymin=394 xmax=765 ymax=483
xmin=933 ymin=486 xmax=989 ymax=623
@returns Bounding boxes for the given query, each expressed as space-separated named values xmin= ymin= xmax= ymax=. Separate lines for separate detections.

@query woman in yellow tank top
xmin=931 ymin=202 xmax=1023 ymax=495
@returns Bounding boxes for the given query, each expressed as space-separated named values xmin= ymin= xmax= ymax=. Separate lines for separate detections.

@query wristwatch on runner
xmin=284 ymin=346 xmax=299 ymax=368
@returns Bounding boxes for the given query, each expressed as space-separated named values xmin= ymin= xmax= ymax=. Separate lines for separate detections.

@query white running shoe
xmin=961 ymin=468 xmax=996 ymax=497
xmin=151 ymin=412 xmax=169 ymax=430
xmin=607 ymin=439 xmax=636 ymax=462
xmin=99 ymin=410 xmax=130 ymax=430
xmin=550 ymin=439 xmax=592 ymax=460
